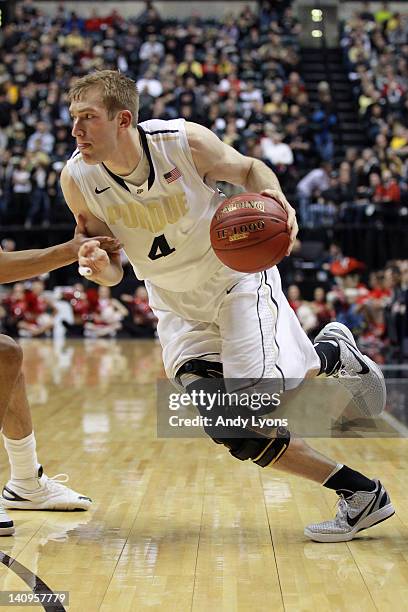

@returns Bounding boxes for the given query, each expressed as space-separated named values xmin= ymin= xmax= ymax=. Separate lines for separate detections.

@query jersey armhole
xmin=177 ymin=119 xmax=216 ymax=195
xmin=65 ymin=160 xmax=106 ymax=224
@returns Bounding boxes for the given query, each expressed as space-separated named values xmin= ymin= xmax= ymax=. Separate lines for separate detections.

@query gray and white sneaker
xmin=0 ymin=505 xmax=14 ymax=536
xmin=314 ymin=321 xmax=386 ymax=416
xmin=305 ymin=480 xmax=394 ymax=542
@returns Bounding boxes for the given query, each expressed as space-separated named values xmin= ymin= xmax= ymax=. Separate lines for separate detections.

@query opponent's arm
xmin=0 ymin=215 xmax=119 ymax=284
xmin=0 ymin=241 xmax=78 ymax=284
xmin=60 ymin=166 xmax=124 ymax=287
xmin=186 ymin=122 xmax=298 ymax=254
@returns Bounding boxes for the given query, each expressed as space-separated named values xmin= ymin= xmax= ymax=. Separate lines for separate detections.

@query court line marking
xmin=0 ymin=552 xmax=66 ymax=612
xmin=381 ymin=411 xmax=408 ymax=437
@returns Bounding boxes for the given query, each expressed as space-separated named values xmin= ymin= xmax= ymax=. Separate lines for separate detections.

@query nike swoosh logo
xmin=346 ymin=344 xmax=370 ymax=374
xmin=226 ymin=283 xmax=239 ymax=295
xmin=2 ymin=486 xmax=30 ymax=502
xmin=347 ymin=492 xmax=378 ymax=526
xmin=334 ymin=329 xmax=349 ymax=340
xmin=95 ymin=187 xmax=111 ymax=194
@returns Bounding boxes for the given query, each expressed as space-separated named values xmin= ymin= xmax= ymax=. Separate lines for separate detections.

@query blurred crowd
xmin=286 ymin=241 xmax=408 ymax=364
xmin=0 ymin=266 xmax=157 ymax=340
xmin=297 ymin=3 xmax=408 ymax=228
xmin=0 ymin=0 xmax=338 ymax=226
xmin=1 ymin=1 xmax=406 ymax=230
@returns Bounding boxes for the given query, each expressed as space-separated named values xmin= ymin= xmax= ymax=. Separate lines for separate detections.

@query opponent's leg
xmin=0 ymin=336 xmax=24 ymax=425
xmin=0 ymin=335 xmax=24 ymax=535
xmin=0 ymin=357 xmax=92 ymax=511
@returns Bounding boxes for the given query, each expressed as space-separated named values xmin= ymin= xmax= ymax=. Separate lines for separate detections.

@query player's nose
xmin=71 ymin=120 xmax=84 ymax=138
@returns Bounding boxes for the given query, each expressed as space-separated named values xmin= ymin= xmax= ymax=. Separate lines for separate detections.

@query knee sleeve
xmin=215 ymin=426 xmax=290 ymax=467
xmin=175 ymin=358 xmax=223 ymax=386
xmin=176 ymin=360 xmax=290 ymax=468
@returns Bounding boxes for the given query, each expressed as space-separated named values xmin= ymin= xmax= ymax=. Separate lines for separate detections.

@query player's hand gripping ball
xmin=210 ymin=193 xmax=290 ymax=273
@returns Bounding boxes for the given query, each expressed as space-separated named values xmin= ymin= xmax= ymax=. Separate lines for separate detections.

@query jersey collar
xmin=100 ymin=125 xmax=155 ymax=193
xmin=137 ymin=125 xmax=155 ymax=190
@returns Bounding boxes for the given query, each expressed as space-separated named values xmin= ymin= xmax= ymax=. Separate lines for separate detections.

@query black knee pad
xmin=175 ymin=359 xmax=223 ymax=385
xmin=215 ymin=426 xmax=290 ymax=467
xmin=177 ymin=360 xmax=290 ymax=467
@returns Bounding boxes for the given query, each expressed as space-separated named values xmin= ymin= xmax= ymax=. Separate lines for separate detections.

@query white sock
xmin=3 ymin=432 xmax=40 ymax=487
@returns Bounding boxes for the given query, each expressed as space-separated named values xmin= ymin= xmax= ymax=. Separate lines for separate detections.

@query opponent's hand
xmin=260 ymin=189 xmax=298 ymax=256
xmin=71 ymin=214 xmax=121 ymax=256
xmin=78 ymin=240 xmax=111 ymax=277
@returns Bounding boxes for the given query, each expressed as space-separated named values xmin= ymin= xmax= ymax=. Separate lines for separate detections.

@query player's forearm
xmin=0 ymin=242 xmax=77 ymax=283
xmin=244 ymin=159 xmax=284 ymax=194
xmin=86 ymin=260 xmax=124 ymax=287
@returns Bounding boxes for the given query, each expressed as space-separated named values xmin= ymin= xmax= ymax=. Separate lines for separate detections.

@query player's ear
xmin=118 ymin=110 xmax=132 ymax=130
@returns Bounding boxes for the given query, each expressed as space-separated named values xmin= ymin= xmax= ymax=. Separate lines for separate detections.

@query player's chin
xmin=79 ymin=146 xmax=98 ymax=163
xmin=82 ymin=153 xmax=100 ymax=166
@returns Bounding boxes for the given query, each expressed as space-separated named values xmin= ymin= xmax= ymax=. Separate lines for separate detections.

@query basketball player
xmin=0 ymin=217 xmax=121 ymax=535
xmin=64 ymin=71 xmax=394 ymax=542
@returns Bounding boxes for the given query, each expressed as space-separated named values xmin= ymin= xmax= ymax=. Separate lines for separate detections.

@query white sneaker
xmin=1 ymin=466 xmax=92 ymax=511
xmin=304 ymin=480 xmax=394 ymax=543
xmin=0 ymin=505 xmax=15 ymax=536
xmin=314 ymin=321 xmax=386 ymax=416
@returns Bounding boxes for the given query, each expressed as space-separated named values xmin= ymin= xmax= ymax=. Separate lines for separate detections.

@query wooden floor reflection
xmin=0 ymin=339 xmax=406 ymax=611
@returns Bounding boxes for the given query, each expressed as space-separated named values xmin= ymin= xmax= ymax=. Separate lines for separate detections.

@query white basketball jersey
xmin=66 ymin=118 xmax=224 ymax=291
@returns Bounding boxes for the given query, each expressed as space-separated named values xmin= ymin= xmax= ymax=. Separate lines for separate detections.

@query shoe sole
xmin=1 ymin=499 xmax=91 ymax=511
xmin=304 ymin=503 xmax=395 ymax=543
xmin=315 ymin=322 xmax=386 ymax=415
xmin=0 ymin=525 xmax=15 ymax=536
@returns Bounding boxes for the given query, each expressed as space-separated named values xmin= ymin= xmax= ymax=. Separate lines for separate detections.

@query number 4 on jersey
xmin=148 ymin=234 xmax=176 ymax=260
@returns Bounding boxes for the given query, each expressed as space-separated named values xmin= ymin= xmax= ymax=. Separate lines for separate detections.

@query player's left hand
xmin=78 ymin=240 xmax=111 ymax=276
xmin=260 ymin=189 xmax=298 ymax=256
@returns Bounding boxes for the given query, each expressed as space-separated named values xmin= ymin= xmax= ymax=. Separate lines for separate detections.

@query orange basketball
xmin=210 ymin=193 xmax=290 ymax=273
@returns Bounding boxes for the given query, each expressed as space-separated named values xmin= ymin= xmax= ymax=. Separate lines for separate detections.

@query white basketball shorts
xmin=145 ymin=265 xmax=320 ymax=384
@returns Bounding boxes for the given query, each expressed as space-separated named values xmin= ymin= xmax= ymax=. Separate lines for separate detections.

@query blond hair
xmin=68 ymin=70 xmax=139 ymax=127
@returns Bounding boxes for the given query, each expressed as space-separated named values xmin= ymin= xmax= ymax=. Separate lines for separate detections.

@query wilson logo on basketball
xmin=215 ymin=200 xmax=265 ymax=221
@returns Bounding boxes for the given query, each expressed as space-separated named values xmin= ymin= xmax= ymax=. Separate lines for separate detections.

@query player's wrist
xmin=58 ymin=240 xmax=79 ymax=264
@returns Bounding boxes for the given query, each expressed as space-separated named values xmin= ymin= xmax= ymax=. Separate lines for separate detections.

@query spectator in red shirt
xmin=84 ymin=286 xmax=128 ymax=338
xmin=121 ymin=285 xmax=158 ymax=337
xmin=18 ymin=280 xmax=56 ymax=337
xmin=2 ymin=283 xmax=27 ymax=335
xmin=374 ymin=169 xmax=401 ymax=203
xmin=62 ymin=283 xmax=90 ymax=324
xmin=85 ymin=9 xmax=103 ymax=32
xmin=287 ymin=284 xmax=302 ymax=313
xmin=283 ymin=71 xmax=306 ymax=103
xmin=365 ymin=271 xmax=391 ymax=302
xmin=311 ymin=287 xmax=335 ymax=333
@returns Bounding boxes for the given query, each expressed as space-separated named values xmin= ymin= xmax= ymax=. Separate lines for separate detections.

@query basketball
xmin=210 ymin=193 xmax=290 ymax=273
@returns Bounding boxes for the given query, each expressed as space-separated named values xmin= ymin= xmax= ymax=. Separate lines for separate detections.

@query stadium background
xmin=0 ymin=0 xmax=407 ymax=364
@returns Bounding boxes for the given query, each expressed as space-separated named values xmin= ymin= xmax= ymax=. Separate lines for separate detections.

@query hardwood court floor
xmin=0 ymin=339 xmax=406 ymax=612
